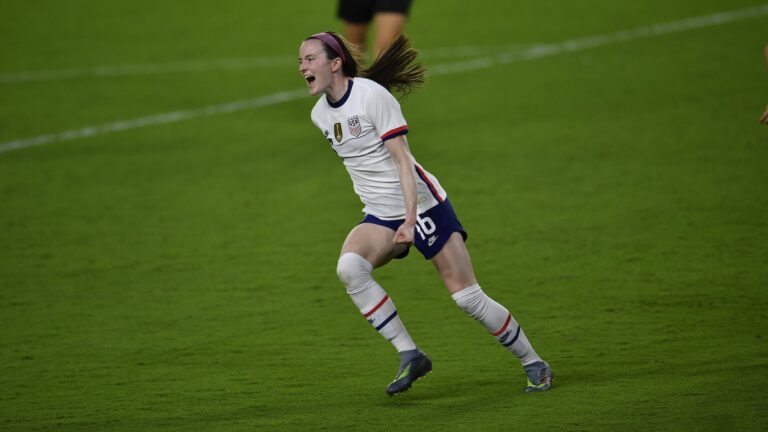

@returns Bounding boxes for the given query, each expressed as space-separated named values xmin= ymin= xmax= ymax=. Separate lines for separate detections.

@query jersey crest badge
xmin=347 ymin=115 xmax=362 ymax=137
xmin=333 ymin=122 xmax=343 ymax=142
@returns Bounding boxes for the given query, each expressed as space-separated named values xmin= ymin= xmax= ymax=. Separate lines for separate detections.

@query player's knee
xmin=336 ymin=252 xmax=373 ymax=293
xmin=451 ymin=284 xmax=486 ymax=319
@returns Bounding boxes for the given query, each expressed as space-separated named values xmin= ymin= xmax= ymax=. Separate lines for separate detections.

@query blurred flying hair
xmin=363 ymin=34 xmax=425 ymax=96
xmin=306 ymin=31 xmax=425 ymax=97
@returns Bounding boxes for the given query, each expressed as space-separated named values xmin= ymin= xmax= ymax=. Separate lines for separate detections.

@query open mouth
xmin=305 ymin=76 xmax=316 ymax=84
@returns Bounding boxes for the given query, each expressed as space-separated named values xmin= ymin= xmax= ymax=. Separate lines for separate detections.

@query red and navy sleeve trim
xmin=381 ymin=125 xmax=409 ymax=142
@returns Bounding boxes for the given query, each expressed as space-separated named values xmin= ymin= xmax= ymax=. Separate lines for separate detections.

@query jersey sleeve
xmin=366 ymin=85 xmax=409 ymax=142
xmin=310 ymin=104 xmax=322 ymax=131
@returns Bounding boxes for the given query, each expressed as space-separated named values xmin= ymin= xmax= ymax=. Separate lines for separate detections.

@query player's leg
xmin=372 ymin=12 xmax=407 ymax=57
xmin=431 ymin=233 xmax=553 ymax=392
xmin=337 ymin=223 xmax=429 ymax=394
xmin=371 ymin=0 xmax=411 ymax=57
xmin=340 ymin=222 xmax=404 ymax=268
xmin=343 ymin=22 xmax=368 ymax=51
xmin=337 ymin=0 xmax=374 ymax=51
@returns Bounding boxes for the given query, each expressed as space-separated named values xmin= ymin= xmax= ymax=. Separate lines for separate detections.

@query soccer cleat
xmin=386 ymin=352 xmax=432 ymax=395
xmin=524 ymin=361 xmax=553 ymax=392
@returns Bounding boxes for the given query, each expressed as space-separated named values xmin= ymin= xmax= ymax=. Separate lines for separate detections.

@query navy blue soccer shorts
xmin=337 ymin=0 xmax=413 ymax=24
xmin=360 ymin=199 xmax=468 ymax=260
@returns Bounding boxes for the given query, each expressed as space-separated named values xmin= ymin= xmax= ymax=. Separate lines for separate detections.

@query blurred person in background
xmin=337 ymin=0 xmax=412 ymax=58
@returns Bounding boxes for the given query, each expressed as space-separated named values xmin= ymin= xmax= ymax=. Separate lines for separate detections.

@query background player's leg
xmin=343 ymin=22 xmax=368 ymax=51
xmin=372 ymin=12 xmax=407 ymax=57
xmin=337 ymin=0 xmax=373 ymax=52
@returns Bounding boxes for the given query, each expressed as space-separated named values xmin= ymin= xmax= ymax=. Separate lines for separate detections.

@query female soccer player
xmin=299 ymin=32 xmax=553 ymax=395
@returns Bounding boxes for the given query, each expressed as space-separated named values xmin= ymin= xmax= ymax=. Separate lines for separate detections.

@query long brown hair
xmin=306 ymin=31 xmax=426 ymax=97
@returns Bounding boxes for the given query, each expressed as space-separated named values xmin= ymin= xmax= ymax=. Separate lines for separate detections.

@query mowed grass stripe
xmin=1 ymin=3 xmax=766 ymax=155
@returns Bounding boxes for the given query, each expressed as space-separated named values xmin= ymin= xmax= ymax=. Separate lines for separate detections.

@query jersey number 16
xmin=414 ymin=215 xmax=436 ymax=240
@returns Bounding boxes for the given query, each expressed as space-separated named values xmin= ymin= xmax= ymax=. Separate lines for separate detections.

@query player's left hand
xmin=393 ymin=221 xmax=415 ymax=245
xmin=761 ymin=105 xmax=768 ymax=124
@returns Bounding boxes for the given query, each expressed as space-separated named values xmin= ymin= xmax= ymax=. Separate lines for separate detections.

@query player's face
xmin=299 ymin=39 xmax=338 ymax=96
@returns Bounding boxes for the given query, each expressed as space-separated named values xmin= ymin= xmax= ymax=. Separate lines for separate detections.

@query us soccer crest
xmin=347 ymin=115 xmax=362 ymax=137
xmin=333 ymin=122 xmax=343 ymax=142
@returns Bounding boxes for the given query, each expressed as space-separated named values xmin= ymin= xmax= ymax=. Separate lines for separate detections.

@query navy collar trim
xmin=326 ymin=79 xmax=353 ymax=108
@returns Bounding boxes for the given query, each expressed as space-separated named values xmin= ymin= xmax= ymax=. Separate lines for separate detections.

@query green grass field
xmin=2 ymin=1 xmax=768 ymax=430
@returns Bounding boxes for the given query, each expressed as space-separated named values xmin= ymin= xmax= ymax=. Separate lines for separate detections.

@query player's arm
xmin=385 ymin=135 xmax=417 ymax=245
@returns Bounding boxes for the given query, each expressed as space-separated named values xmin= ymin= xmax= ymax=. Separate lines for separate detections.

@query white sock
xmin=451 ymin=284 xmax=542 ymax=365
xmin=337 ymin=253 xmax=417 ymax=352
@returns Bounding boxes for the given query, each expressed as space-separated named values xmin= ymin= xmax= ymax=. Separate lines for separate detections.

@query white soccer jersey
xmin=311 ymin=77 xmax=447 ymax=220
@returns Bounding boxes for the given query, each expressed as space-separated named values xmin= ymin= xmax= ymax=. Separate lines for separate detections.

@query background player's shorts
xmin=360 ymin=199 xmax=467 ymax=260
xmin=337 ymin=0 xmax=413 ymax=24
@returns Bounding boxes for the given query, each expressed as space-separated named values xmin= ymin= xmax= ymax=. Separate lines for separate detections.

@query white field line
xmin=0 ymin=45 xmax=534 ymax=84
xmin=0 ymin=57 xmax=298 ymax=84
xmin=1 ymin=4 xmax=766 ymax=155
xmin=430 ymin=3 xmax=768 ymax=76
xmin=0 ymin=89 xmax=308 ymax=154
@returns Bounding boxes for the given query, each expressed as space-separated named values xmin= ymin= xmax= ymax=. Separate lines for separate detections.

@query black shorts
xmin=337 ymin=0 xmax=413 ymax=24
xmin=360 ymin=199 xmax=467 ymax=260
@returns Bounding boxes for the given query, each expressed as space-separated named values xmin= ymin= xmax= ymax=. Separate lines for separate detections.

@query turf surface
xmin=1 ymin=1 xmax=767 ymax=430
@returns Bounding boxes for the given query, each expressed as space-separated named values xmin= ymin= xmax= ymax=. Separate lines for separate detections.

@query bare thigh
xmin=431 ymin=232 xmax=478 ymax=294
xmin=343 ymin=22 xmax=368 ymax=49
xmin=341 ymin=223 xmax=409 ymax=268
xmin=373 ymin=12 xmax=407 ymax=56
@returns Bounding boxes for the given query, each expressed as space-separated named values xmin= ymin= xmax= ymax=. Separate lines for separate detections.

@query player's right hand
xmin=393 ymin=221 xmax=415 ymax=246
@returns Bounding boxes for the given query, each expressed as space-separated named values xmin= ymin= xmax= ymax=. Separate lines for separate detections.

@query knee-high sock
xmin=337 ymin=252 xmax=417 ymax=352
xmin=451 ymin=284 xmax=542 ymax=365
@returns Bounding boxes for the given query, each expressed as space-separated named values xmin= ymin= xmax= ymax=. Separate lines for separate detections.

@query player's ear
xmin=331 ymin=57 xmax=342 ymax=73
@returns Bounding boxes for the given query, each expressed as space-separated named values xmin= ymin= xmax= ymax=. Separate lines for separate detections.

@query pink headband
xmin=310 ymin=32 xmax=347 ymax=64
